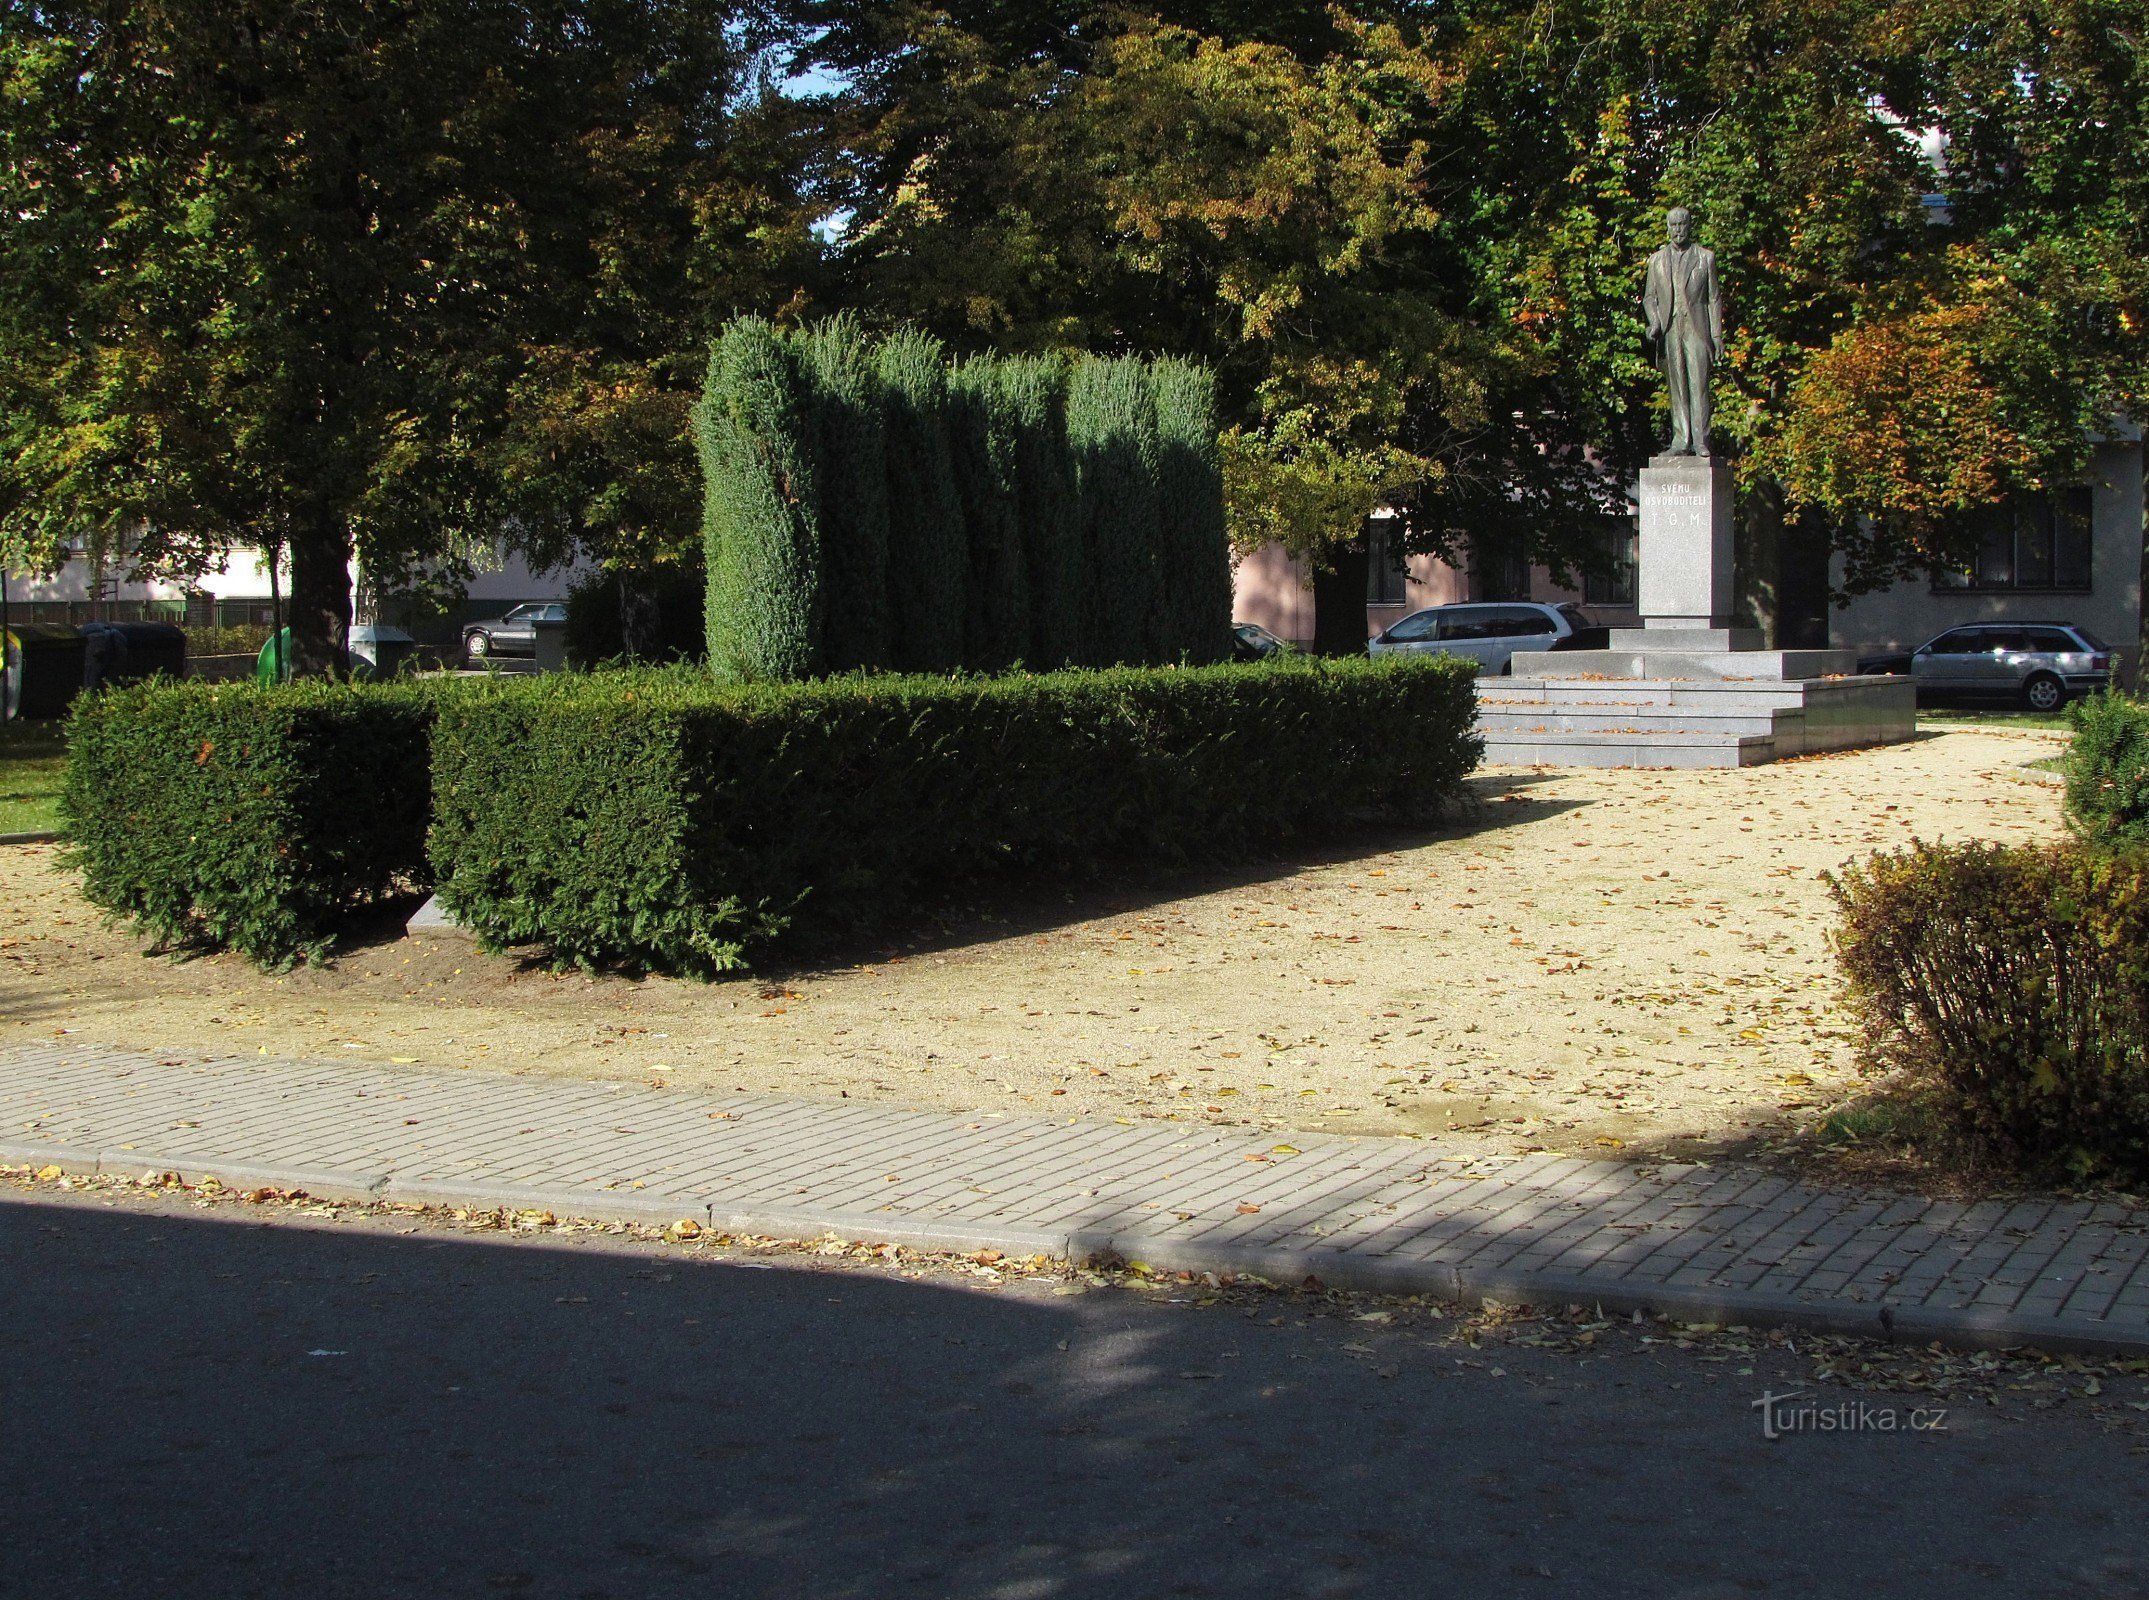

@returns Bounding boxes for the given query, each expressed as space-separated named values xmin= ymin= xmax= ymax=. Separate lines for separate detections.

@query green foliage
xmin=1831 ymin=840 xmax=2149 ymax=1182
xmin=696 ymin=319 xmax=826 ymax=681
xmin=564 ymin=564 xmax=708 ymax=667
xmin=1068 ymin=358 xmax=1167 ymax=666
xmin=0 ymin=1 xmax=814 ymax=670
xmin=428 ymin=654 xmax=1481 ymax=976
xmin=695 ymin=318 xmax=1225 ymax=679
xmin=875 ymin=328 xmax=972 ymax=673
xmin=61 ymin=680 xmax=437 ymax=968
xmin=797 ymin=316 xmax=896 ymax=672
xmin=997 ymin=356 xmax=1088 ymax=668
xmin=948 ymin=359 xmax=1031 ymax=671
xmin=1150 ymin=358 xmax=1235 ymax=664
xmin=2064 ymin=691 xmax=2149 ymax=852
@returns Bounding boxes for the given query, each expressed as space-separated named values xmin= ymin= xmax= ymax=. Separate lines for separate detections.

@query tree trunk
xmin=2136 ymin=492 xmax=2149 ymax=694
xmin=1734 ymin=479 xmax=1784 ymax=643
xmin=287 ymin=512 xmax=353 ymax=677
xmin=1777 ymin=504 xmax=1836 ymax=650
xmin=1311 ymin=542 xmax=1370 ymax=656
xmin=618 ymin=571 xmax=663 ymax=662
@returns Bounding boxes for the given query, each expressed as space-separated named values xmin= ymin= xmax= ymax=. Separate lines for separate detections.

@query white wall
xmin=6 ymin=544 xmax=590 ymax=606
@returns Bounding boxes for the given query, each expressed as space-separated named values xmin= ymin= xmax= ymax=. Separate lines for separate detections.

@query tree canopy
xmin=0 ymin=0 xmax=812 ymax=668
xmin=3 ymin=0 xmax=2142 ymax=666
xmin=790 ymin=0 xmax=2149 ymax=588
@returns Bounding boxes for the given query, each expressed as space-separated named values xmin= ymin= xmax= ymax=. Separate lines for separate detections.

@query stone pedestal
xmin=1482 ymin=451 xmax=1914 ymax=767
xmin=1635 ymin=455 xmax=1735 ymax=630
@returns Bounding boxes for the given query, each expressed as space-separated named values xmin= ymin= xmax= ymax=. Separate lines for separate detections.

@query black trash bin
xmin=3 ymin=624 xmax=89 ymax=720
xmin=80 ymin=620 xmax=188 ymax=689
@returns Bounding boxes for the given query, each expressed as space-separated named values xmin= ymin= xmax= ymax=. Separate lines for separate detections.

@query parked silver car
xmin=1368 ymin=601 xmax=1599 ymax=674
xmin=1857 ymin=622 xmax=2114 ymax=712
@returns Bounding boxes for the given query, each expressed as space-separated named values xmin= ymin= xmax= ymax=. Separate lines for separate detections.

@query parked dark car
xmin=1858 ymin=622 xmax=2114 ymax=712
xmin=1232 ymin=621 xmax=1295 ymax=661
xmin=462 ymin=602 xmax=567 ymax=662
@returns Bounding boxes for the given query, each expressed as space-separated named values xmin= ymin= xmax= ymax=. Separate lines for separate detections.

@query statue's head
xmin=1666 ymin=207 xmax=1694 ymax=247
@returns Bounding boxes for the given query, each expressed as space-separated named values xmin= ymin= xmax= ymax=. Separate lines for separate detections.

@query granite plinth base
xmin=1511 ymin=645 xmax=1862 ymax=682
xmin=1475 ymin=669 xmax=1915 ymax=769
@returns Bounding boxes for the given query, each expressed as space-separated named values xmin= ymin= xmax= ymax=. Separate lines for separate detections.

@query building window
xmin=1933 ymin=488 xmax=2093 ymax=593
xmin=1366 ymin=516 xmax=1407 ymax=605
xmin=1585 ymin=522 xmax=1638 ymax=606
xmin=1471 ymin=536 xmax=1530 ymax=602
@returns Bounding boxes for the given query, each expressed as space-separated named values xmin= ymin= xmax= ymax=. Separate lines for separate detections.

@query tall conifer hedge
xmin=1000 ymin=355 xmax=1086 ymax=669
xmin=876 ymin=329 xmax=970 ymax=674
xmin=695 ymin=319 xmax=825 ymax=681
xmin=1151 ymin=358 xmax=1235 ymax=665
xmin=799 ymin=315 xmax=894 ymax=673
xmin=949 ymin=358 xmax=1030 ymax=671
xmin=699 ymin=319 xmax=1227 ymax=679
xmin=1068 ymin=357 xmax=1166 ymax=667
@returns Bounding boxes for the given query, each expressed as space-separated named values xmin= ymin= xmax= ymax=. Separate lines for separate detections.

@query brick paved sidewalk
xmin=7 ymin=1041 xmax=2149 ymax=1355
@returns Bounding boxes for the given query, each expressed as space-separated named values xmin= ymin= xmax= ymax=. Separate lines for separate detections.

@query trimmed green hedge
xmin=700 ymin=317 xmax=1228 ymax=680
xmin=429 ymin=655 xmax=1482 ymax=976
xmin=62 ymin=680 xmax=437 ymax=967
xmin=1832 ymin=839 xmax=2149 ymax=1182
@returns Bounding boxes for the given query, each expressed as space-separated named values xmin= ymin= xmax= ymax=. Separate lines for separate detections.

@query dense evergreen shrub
xmin=799 ymin=315 xmax=895 ymax=673
xmin=1067 ymin=356 xmax=1167 ymax=666
xmin=2064 ymin=690 xmax=2149 ymax=851
xmin=999 ymin=355 xmax=1087 ymax=668
xmin=62 ymin=680 xmax=437 ymax=968
xmin=564 ymin=564 xmax=707 ymax=666
xmin=429 ymin=655 xmax=1481 ymax=977
xmin=875 ymin=328 xmax=969 ymax=673
xmin=696 ymin=318 xmax=825 ymax=681
xmin=696 ymin=318 xmax=1226 ymax=679
xmin=1150 ymin=357 xmax=1234 ymax=665
xmin=1831 ymin=839 xmax=2149 ymax=1182
xmin=949 ymin=359 xmax=1031 ymax=671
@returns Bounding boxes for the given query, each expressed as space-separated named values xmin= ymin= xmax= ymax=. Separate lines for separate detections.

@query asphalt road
xmin=4 ymin=1186 xmax=2145 ymax=1600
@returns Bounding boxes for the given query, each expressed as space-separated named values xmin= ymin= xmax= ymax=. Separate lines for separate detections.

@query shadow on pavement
xmin=0 ymin=1191 xmax=2135 ymax=1600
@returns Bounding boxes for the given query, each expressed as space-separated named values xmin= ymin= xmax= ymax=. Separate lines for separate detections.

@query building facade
xmin=1234 ymin=432 xmax=2144 ymax=682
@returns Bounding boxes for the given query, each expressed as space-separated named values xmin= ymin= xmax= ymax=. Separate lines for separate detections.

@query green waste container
xmin=255 ymin=628 xmax=293 ymax=684
xmin=4 ymin=624 xmax=89 ymax=720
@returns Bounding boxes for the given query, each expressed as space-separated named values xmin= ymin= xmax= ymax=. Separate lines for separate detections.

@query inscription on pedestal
xmin=1636 ymin=459 xmax=1734 ymax=629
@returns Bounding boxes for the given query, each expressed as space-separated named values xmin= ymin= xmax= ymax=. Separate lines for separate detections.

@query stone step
xmin=1478 ymin=676 xmax=1850 ymax=710
xmin=1476 ymin=705 xmax=1786 ymax=736
xmin=1480 ymin=728 xmax=1777 ymax=769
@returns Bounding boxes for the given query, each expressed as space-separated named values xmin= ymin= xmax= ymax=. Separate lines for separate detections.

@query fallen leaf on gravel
xmin=1237 ymin=1203 xmax=1261 ymax=1214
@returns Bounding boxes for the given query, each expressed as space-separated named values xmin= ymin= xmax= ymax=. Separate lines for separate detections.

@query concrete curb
xmin=13 ymin=1139 xmax=2145 ymax=1359
xmin=0 ymin=829 xmax=61 ymax=846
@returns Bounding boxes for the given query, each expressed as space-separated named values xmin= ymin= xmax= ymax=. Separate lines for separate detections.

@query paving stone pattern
xmin=6 ymin=1042 xmax=2148 ymax=1354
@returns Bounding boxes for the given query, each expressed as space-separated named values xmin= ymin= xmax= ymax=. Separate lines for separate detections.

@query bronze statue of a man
xmin=1642 ymin=207 xmax=1723 ymax=457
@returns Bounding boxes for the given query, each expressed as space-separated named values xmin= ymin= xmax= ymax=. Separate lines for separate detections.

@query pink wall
xmin=1231 ymin=543 xmax=1315 ymax=645
xmin=1234 ymin=543 xmax=1471 ymax=646
xmin=1233 ymin=539 xmax=1642 ymax=647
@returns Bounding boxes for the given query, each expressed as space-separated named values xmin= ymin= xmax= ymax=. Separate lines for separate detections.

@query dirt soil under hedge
xmin=2 ymin=726 xmax=2066 ymax=1164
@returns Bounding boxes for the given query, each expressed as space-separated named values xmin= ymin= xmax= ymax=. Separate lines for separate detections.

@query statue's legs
xmin=1664 ymin=333 xmax=1695 ymax=454
xmin=1681 ymin=333 xmax=1713 ymax=457
xmin=1663 ymin=325 xmax=1711 ymax=455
